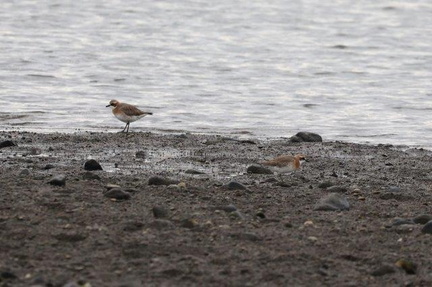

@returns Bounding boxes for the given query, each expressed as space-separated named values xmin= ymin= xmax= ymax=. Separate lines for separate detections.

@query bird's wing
xmin=122 ymin=104 xmax=147 ymax=116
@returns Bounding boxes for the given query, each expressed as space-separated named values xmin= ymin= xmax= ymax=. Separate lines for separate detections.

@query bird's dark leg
xmin=126 ymin=122 xmax=130 ymax=133
xmin=122 ymin=123 xmax=128 ymax=133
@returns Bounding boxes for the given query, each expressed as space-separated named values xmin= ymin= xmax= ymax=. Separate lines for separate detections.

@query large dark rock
xmin=290 ymin=132 xmax=322 ymax=143
xmin=247 ymin=165 xmax=273 ymax=174
xmin=0 ymin=140 xmax=15 ymax=149
xmin=104 ymin=188 xmax=131 ymax=200
xmin=152 ymin=206 xmax=169 ymax=219
xmin=148 ymin=176 xmax=179 ymax=186
xmin=84 ymin=159 xmax=103 ymax=171
xmin=226 ymin=181 xmax=247 ymax=190
xmin=421 ymin=220 xmax=432 ymax=234
xmin=413 ymin=214 xmax=432 ymax=225
xmin=48 ymin=175 xmax=66 ymax=187
xmin=314 ymin=193 xmax=350 ymax=211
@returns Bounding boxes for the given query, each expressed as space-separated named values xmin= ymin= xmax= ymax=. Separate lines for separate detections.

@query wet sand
xmin=1 ymin=131 xmax=432 ymax=286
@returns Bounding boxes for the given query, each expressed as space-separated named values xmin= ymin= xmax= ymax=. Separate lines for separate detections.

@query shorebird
xmin=261 ymin=154 xmax=307 ymax=179
xmin=106 ymin=99 xmax=153 ymax=133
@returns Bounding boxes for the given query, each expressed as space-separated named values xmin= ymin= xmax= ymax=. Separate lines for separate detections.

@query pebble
xmin=19 ymin=169 xmax=30 ymax=177
xmin=226 ymin=181 xmax=247 ymax=190
xmin=43 ymin=164 xmax=55 ymax=170
xmin=303 ymin=220 xmax=314 ymax=226
xmin=314 ymin=193 xmax=350 ymax=211
xmin=123 ymin=221 xmax=144 ymax=232
xmin=149 ymin=219 xmax=175 ymax=230
xmin=229 ymin=210 xmax=245 ymax=220
xmin=82 ymin=172 xmax=101 ymax=181
xmin=289 ymin=132 xmax=322 ymax=143
xmin=371 ymin=265 xmax=396 ymax=276
xmin=148 ymin=176 xmax=180 ymax=186
xmin=152 ymin=206 xmax=169 ymax=219
xmin=389 ymin=218 xmax=415 ymax=227
xmin=0 ymin=140 xmax=15 ymax=149
xmin=135 ymin=151 xmax=146 ymax=159
xmin=421 ymin=220 xmax=432 ymax=234
xmin=48 ymin=175 xmax=66 ymax=187
xmin=318 ymin=181 xmax=334 ymax=189
xmin=104 ymin=188 xmax=131 ymax=200
xmin=0 ymin=271 xmax=17 ymax=280
xmin=326 ymin=186 xmax=347 ymax=193
xmin=395 ymin=259 xmax=417 ymax=274
xmin=256 ymin=210 xmax=266 ymax=219
xmin=54 ymin=232 xmax=87 ymax=242
xmin=215 ymin=204 xmax=237 ymax=213
xmin=387 ymin=186 xmax=401 ymax=193
xmin=307 ymin=236 xmax=318 ymax=242
xmin=185 ymin=169 xmax=206 ymax=175
xmin=180 ymin=218 xmax=199 ymax=229
xmin=230 ymin=232 xmax=261 ymax=242
xmin=379 ymin=193 xmax=408 ymax=201
xmin=84 ymin=159 xmax=103 ymax=171
xmin=246 ymin=165 xmax=273 ymax=175
xmin=106 ymin=183 xmax=121 ymax=190
xmin=413 ymin=214 xmax=432 ymax=225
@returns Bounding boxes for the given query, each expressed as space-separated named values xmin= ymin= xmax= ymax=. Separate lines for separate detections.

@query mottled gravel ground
xmin=1 ymin=131 xmax=432 ymax=287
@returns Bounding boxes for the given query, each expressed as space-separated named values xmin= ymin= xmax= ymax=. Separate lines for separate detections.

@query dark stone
xmin=0 ymin=140 xmax=15 ymax=149
xmin=148 ymin=176 xmax=179 ymax=186
xmin=387 ymin=186 xmax=402 ymax=192
xmin=216 ymin=204 xmax=237 ymax=213
xmin=124 ymin=188 xmax=140 ymax=193
xmin=82 ymin=172 xmax=101 ymax=181
xmin=19 ymin=169 xmax=30 ymax=177
xmin=104 ymin=188 xmax=131 ymax=200
xmin=48 ymin=175 xmax=66 ymax=187
xmin=326 ymin=186 xmax=347 ymax=193
xmin=229 ymin=210 xmax=245 ymax=220
xmin=314 ymin=193 xmax=350 ymax=211
xmin=185 ymin=169 xmax=206 ymax=175
xmin=227 ymin=181 xmax=247 ymax=190
xmin=389 ymin=218 xmax=415 ymax=226
xmin=54 ymin=232 xmax=87 ymax=242
xmin=413 ymin=214 xmax=432 ymax=225
xmin=43 ymin=164 xmax=55 ymax=170
xmin=247 ymin=165 xmax=273 ymax=175
xmin=230 ymin=232 xmax=261 ymax=241
xmin=181 ymin=218 xmax=198 ymax=228
xmin=421 ymin=220 xmax=432 ymax=234
xmin=290 ymin=132 xmax=323 ymax=143
xmin=149 ymin=219 xmax=175 ymax=230
xmin=0 ymin=271 xmax=17 ymax=280
xmin=123 ymin=221 xmax=144 ymax=232
xmin=379 ymin=193 xmax=410 ymax=201
xmin=371 ymin=265 xmax=396 ymax=276
xmin=318 ymin=181 xmax=334 ymax=189
xmin=152 ymin=206 xmax=169 ymax=219
xmin=135 ymin=151 xmax=146 ymax=159
xmin=84 ymin=159 xmax=103 ymax=171
xmin=395 ymin=259 xmax=417 ymax=274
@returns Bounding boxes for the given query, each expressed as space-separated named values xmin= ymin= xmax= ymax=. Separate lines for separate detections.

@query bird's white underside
xmin=115 ymin=113 xmax=146 ymax=123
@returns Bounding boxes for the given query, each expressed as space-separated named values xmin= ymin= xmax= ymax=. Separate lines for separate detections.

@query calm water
xmin=1 ymin=0 xmax=431 ymax=148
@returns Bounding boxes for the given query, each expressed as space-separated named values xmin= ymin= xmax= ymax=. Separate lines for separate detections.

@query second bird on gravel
xmin=261 ymin=154 xmax=307 ymax=178
xmin=107 ymin=99 xmax=153 ymax=133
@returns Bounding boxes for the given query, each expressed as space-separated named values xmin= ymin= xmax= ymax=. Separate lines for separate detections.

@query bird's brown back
xmin=116 ymin=103 xmax=152 ymax=116
xmin=261 ymin=155 xmax=297 ymax=168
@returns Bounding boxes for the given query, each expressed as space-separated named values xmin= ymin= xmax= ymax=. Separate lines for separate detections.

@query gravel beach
xmin=1 ymin=131 xmax=432 ymax=286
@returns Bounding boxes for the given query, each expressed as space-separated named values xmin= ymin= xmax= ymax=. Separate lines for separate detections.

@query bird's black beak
xmin=106 ymin=104 xmax=111 ymax=107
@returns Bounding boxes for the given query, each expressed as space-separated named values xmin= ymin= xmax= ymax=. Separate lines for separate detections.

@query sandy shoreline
xmin=1 ymin=131 xmax=432 ymax=286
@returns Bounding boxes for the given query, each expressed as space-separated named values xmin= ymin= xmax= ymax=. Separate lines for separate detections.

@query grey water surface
xmin=0 ymin=0 xmax=431 ymax=148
